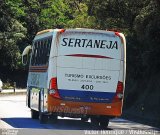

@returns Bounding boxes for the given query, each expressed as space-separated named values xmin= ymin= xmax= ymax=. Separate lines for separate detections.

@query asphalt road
xmin=0 ymin=95 xmax=159 ymax=135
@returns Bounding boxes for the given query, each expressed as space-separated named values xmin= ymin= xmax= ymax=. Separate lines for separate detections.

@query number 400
xmin=81 ymin=85 xmax=94 ymax=90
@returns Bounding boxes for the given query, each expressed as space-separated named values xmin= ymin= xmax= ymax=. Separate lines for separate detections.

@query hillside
xmin=123 ymin=64 xmax=160 ymax=128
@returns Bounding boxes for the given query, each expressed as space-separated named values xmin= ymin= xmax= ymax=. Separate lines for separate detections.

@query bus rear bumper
xmin=47 ymin=96 xmax=123 ymax=117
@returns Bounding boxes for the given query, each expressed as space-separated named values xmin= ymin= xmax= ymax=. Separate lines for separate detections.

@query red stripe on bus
xmin=29 ymin=69 xmax=47 ymax=72
xmin=65 ymin=54 xmax=113 ymax=59
xmin=29 ymin=68 xmax=47 ymax=70
xmin=29 ymin=66 xmax=48 ymax=69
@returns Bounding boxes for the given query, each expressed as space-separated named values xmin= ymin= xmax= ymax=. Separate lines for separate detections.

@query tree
xmin=133 ymin=0 xmax=160 ymax=69
xmin=0 ymin=0 xmax=26 ymax=69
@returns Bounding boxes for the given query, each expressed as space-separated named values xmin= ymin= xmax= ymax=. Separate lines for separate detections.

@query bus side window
xmin=46 ymin=38 xmax=52 ymax=65
xmin=30 ymin=36 xmax=52 ymax=66
xmin=42 ymin=39 xmax=46 ymax=65
xmin=31 ymin=42 xmax=36 ymax=66
xmin=39 ymin=40 xmax=43 ymax=65
xmin=30 ymin=44 xmax=34 ymax=65
xmin=35 ymin=42 xmax=38 ymax=65
xmin=41 ymin=40 xmax=45 ymax=65
xmin=48 ymin=38 xmax=51 ymax=56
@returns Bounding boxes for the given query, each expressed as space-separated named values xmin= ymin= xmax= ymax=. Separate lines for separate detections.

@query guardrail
xmin=0 ymin=89 xmax=27 ymax=96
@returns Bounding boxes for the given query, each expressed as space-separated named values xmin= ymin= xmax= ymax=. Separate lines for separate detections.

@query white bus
xmin=22 ymin=28 xmax=126 ymax=128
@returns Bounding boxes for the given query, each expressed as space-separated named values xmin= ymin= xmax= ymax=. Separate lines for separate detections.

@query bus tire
xmin=38 ymin=91 xmax=48 ymax=124
xmin=81 ymin=117 xmax=89 ymax=122
xmin=50 ymin=115 xmax=58 ymax=123
xmin=99 ymin=116 xmax=109 ymax=129
xmin=31 ymin=109 xmax=39 ymax=119
xmin=39 ymin=113 xmax=47 ymax=124
xmin=27 ymin=89 xmax=31 ymax=108
xmin=91 ymin=117 xmax=99 ymax=126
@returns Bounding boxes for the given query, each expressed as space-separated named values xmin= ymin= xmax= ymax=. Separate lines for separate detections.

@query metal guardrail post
xmin=14 ymin=82 xmax=16 ymax=93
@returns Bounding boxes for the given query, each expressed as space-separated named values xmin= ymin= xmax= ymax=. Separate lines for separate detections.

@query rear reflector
xmin=112 ymin=81 xmax=124 ymax=102
xmin=49 ymin=78 xmax=61 ymax=99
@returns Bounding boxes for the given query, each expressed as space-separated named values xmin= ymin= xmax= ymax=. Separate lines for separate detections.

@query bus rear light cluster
xmin=113 ymin=81 xmax=124 ymax=102
xmin=49 ymin=78 xmax=61 ymax=99
xmin=49 ymin=89 xmax=56 ymax=94
xmin=116 ymin=93 xmax=123 ymax=99
xmin=116 ymin=81 xmax=123 ymax=93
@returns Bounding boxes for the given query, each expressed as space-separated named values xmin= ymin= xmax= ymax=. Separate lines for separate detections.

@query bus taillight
xmin=113 ymin=81 xmax=124 ymax=102
xmin=49 ymin=78 xmax=61 ymax=99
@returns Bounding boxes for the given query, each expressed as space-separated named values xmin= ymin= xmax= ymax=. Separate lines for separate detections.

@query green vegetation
xmin=0 ymin=0 xmax=160 ymax=127
xmin=1 ymin=0 xmax=160 ymax=70
xmin=2 ymin=81 xmax=14 ymax=89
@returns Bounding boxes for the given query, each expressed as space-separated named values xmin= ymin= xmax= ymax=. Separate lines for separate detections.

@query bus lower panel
xmin=47 ymin=95 xmax=123 ymax=117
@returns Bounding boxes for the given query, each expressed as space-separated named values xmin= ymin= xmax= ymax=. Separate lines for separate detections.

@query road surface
xmin=0 ymin=95 xmax=159 ymax=135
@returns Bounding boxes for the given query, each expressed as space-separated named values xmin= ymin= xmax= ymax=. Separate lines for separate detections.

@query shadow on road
xmin=2 ymin=117 xmax=160 ymax=131
xmin=2 ymin=117 xmax=112 ymax=130
xmin=109 ymin=118 xmax=160 ymax=131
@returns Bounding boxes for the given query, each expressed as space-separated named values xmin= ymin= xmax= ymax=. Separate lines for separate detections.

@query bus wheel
xmin=81 ymin=117 xmax=89 ymax=122
xmin=50 ymin=115 xmax=58 ymax=123
xmin=31 ymin=109 xmax=39 ymax=119
xmin=99 ymin=117 xmax=109 ymax=129
xmin=39 ymin=113 xmax=48 ymax=124
xmin=91 ymin=117 xmax=99 ymax=126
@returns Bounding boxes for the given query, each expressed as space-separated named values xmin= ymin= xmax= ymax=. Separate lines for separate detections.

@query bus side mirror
xmin=22 ymin=45 xmax=32 ymax=65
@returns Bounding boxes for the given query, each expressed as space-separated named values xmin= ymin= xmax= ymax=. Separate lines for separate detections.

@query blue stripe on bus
xmin=58 ymin=89 xmax=116 ymax=103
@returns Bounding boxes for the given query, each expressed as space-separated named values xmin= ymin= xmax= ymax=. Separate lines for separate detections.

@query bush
xmin=2 ymin=81 xmax=14 ymax=89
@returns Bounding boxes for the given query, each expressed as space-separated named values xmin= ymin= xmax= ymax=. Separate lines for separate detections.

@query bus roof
xmin=36 ymin=29 xmax=54 ymax=35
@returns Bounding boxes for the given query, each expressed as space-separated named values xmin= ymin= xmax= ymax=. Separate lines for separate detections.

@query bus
xmin=22 ymin=28 xmax=126 ymax=128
